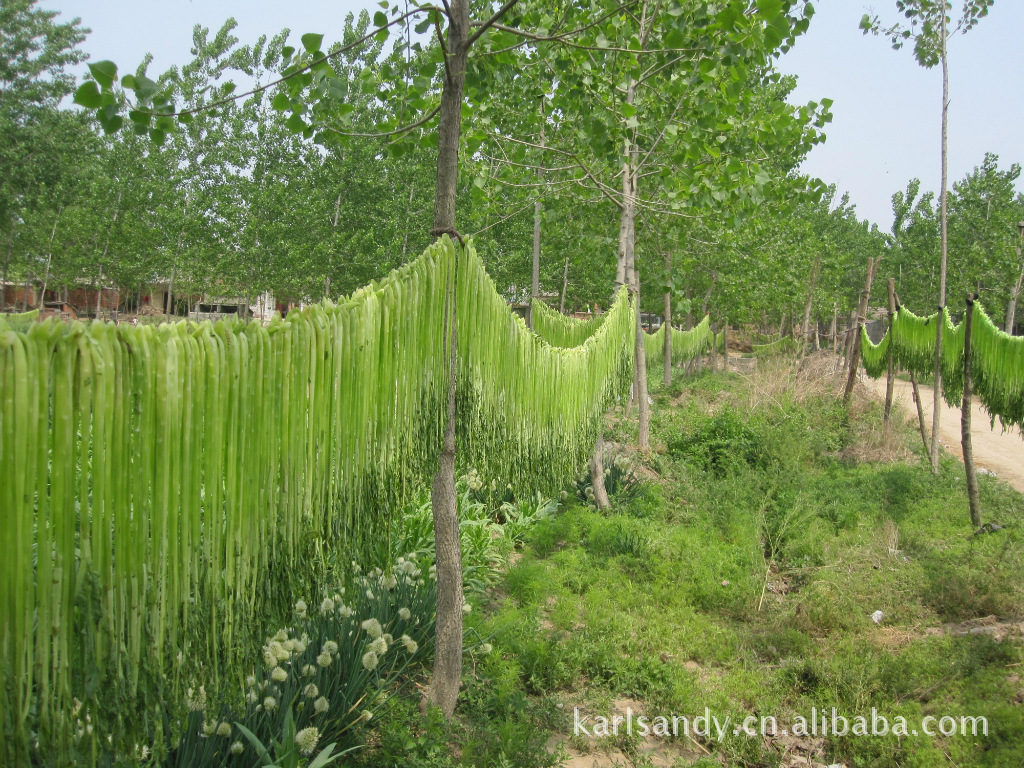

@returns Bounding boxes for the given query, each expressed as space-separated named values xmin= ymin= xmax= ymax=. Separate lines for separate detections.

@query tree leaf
xmin=301 ymin=33 xmax=324 ymax=53
xmin=88 ymin=60 xmax=118 ymax=89
xmin=73 ymin=81 xmax=102 ymax=109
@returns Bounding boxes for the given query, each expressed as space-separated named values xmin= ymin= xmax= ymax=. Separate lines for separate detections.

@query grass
xmin=361 ymin=354 xmax=1024 ymax=767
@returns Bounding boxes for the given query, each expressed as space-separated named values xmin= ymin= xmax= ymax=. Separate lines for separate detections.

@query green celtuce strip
xmin=752 ymin=336 xmax=798 ymax=356
xmin=0 ymin=237 xmax=638 ymax=762
xmin=530 ymin=298 xmax=608 ymax=347
xmin=643 ymin=315 xmax=712 ymax=367
xmin=457 ymin=243 xmax=634 ymax=494
xmin=863 ymin=301 xmax=1022 ymax=433
xmin=860 ymin=325 xmax=890 ymax=380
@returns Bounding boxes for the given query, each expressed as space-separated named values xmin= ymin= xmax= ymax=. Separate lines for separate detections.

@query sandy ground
xmin=865 ymin=376 xmax=1024 ymax=494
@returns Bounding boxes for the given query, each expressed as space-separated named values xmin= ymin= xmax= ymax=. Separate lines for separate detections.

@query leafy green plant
xmin=234 ymin=706 xmax=353 ymax=768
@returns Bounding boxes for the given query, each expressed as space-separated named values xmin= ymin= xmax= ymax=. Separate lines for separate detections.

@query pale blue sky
xmin=41 ymin=0 xmax=1024 ymax=231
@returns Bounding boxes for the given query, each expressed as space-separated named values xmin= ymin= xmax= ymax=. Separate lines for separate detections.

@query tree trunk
xmin=710 ymin=328 xmax=718 ymax=373
xmin=830 ymin=303 xmax=838 ymax=355
xmin=844 ymin=257 xmax=875 ymax=403
xmin=528 ymin=100 xmax=544 ymax=330
xmin=39 ymin=210 xmax=62 ymax=307
xmin=961 ymin=293 xmax=982 ymax=527
xmin=885 ymin=279 xmax=897 ymax=424
xmin=427 ymin=0 xmax=470 ymax=719
xmin=591 ymin=435 xmax=611 ymax=510
xmin=632 ymin=260 xmax=650 ymax=450
xmin=559 ymin=257 xmax=569 ymax=314
xmin=663 ymin=251 xmax=671 ymax=386
xmin=798 ymin=257 xmax=820 ymax=366
xmin=96 ymin=267 xmax=104 ymax=318
xmin=1006 ymin=243 xmax=1023 ymax=334
xmin=722 ymin=318 xmax=729 ymax=372
xmin=2 ymin=221 xmax=13 ymax=309
xmin=931 ymin=18 xmax=950 ymax=474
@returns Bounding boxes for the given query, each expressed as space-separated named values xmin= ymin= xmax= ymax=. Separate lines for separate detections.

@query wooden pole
xmin=884 ymin=278 xmax=897 ymax=424
xmin=961 ymin=293 xmax=982 ymax=527
xmin=910 ymin=372 xmax=930 ymax=455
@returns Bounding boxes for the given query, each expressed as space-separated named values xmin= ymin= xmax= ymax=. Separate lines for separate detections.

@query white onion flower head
xmin=398 ymin=607 xmax=412 ymax=621
xmin=295 ymin=727 xmax=320 ymax=756
xmin=320 ymin=597 xmax=336 ymax=614
xmin=361 ymin=650 xmax=379 ymax=671
xmin=302 ymin=664 xmax=316 ymax=677
xmin=338 ymin=604 xmax=354 ymax=619
xmin=401 ymin=635 xmax=418 ymax=654
xmin=271 ymin=667 xmax=288 ymax=683
xmin=294 ymin=600 xmax=308 ymax=618
xmin=314 ymin=696 xmax=329 ymax=714
xmin=202 ymin=719 xmax=217 ymax=737
xmin=366 ymin=589 xmax=375 ymax=599
xmin=362 ymin=710 xmax=373 ymax=722
xmin=245 ymin=690 xmax=259 ymax=704
xmin=291 ymin=638 xmax=306 ymax=654
xmin=186 ymin=686 xmax=207 ymax=712
xmin=369 ymin=637 xmax=388 ymax=656
xmin=316 ymin=651 xmax=332 ymax=668
xmin=462 ymin=603 xmax=472 ymax=615
xmin=322 ymin=640 xmax=339 ymax=656
xmin=216 ymin=722 xmax=231 ymax=738
xmin=361 ymin=618 xmax=383 ymax=639
xmin=480 ymin=643 xmax=493 ymax=655
xmin=273 ymin=629 xmax=288 ymax=643
xmin=230 ymin=742 xmax=244 ymax=756
xmin=303 ymin=683 xmax=319 ymax=699
xmin=263 ymin=696 xmax=277 ymax=712
xmin=245 ymin=675 xmax=256 ymax=688
xmin=263 ymin=649 xmax=279 ymax=669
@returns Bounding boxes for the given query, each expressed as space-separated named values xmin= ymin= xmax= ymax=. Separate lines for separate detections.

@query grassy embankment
xmin=359 ymin=356 xmax=1024 ymax=768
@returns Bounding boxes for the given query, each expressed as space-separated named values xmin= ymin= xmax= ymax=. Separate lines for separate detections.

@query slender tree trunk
xmin=1006 ymin=243 xmax=1023 ymax=334
xmin=798 ymin=257 xmax=820 ymax=366
xmin=722 ymin=318 xmax=729 ymax=372
xmin=591 ymin=435 xmax=611 ymax=510
xmin=710 ymin=328 xmax=718 ymax=373
xmin=400 ymin=185 xmax=415 ymax=262
xmin=427 ymin=0 xmax=470 ymax=719
xmin=559 ymin=257 xmax=569 ymax=314
xmin=96 ymin=267 xmax=104 ymax=318
xmin=663 ymin=251 xmax=672 ymax=386
xmin=885 ymin=278 xmax=897 ymax=424
xmin=632 ymin=259 xmax=650 ymax=450
xmin=528 ymin=100 xmax=544 ymax=330
xmin=844 ymin=257 xmax=875 ymax=403
xmin=831 ymin=303 xmax=838 ymax=355
xmin=931 ymin=18 xmax=950 ymax=474
xmin=2 ymin=221 xmax=13 ymax=309
xmin=39 ymin=210 xmax=62 ymax=307
xmin=910 ymin=372 xmax=930 ymax=455
xmin=961 ymin=293 xmax=982 ymax=527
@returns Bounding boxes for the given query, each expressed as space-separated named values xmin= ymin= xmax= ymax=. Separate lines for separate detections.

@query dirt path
xmin=865 ymin=376 xmax=1024 ymax=493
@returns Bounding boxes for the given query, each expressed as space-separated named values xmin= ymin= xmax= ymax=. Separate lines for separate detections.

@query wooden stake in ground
xmin=844 ymin=257 xmax=875 ymax=403
xmin=884 ymin=278 xmax=897 ymax=424
xmin=909 ymin=372 xmax=930 ymax=456
xmin=961 ymin=293 xmax=982 ymax=528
